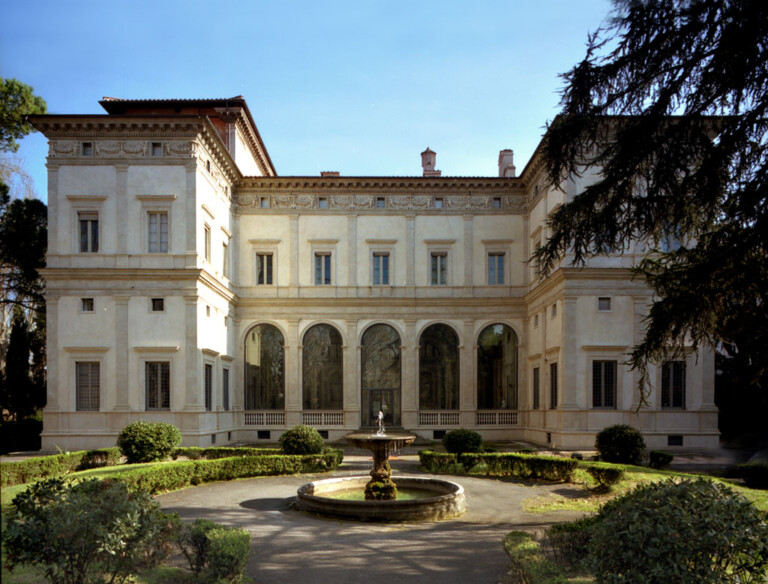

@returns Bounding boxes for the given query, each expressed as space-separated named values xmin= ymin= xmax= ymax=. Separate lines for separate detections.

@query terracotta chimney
xmin=321 ymin=171 xmax=340 ymax=177
xmin=421 ymin=148 xmax=441 ymax=177
xmin=498 ymin=149 xmax=516 ymax=177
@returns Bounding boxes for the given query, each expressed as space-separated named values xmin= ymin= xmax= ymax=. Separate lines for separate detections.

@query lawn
xmin=522 ymin=464 xmax=768 ymax=514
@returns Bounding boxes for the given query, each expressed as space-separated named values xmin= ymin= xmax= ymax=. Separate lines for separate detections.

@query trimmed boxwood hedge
xmin=115 ymin=451 xmax=344 ymax=494
xmin=419 ymin=450 xmax=577 ymax=482
xmin=581 ymin=461 xmax=626 ymax=488
xmin=171 ymin=447 xmax=282 ymax=460
xmin=1 ymin=448 xmax=122 ymax=487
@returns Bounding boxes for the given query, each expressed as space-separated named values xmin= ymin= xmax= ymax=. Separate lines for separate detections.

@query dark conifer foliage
xmin=535 ymin=0 xmax=768 ymax=393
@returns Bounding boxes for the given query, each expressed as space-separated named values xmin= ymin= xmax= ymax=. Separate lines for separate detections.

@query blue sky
xmin=1 ymin=0 xmax=612 ymax=202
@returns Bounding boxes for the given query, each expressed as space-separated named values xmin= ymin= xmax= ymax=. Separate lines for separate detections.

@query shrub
xmin=594 ymin=424 xmax=646 ymax=465
xmin=1 ymin=447 xmax=122 ymax=487
xmin=442 ymin=428 xmax=483 ymax=455
xmin=116 ymin=451 xmax=344 ymax=494
xmin=737 ymin=461 xmax=768 ymax=489
xmin=648 ymin=450 xmax=674 ymax=469
xmin=178 ymin=518 xmax=218 ymax=574
xmin=504 ymin=531 xmax=568 ymax=584
xmin=118 ymin=421 xmax=182 ymax=463
xmin=279 ymin=425 xmax=324 ymax=455
xmin=419 ymin=450 xmax=577 ymax=482
xmin=586 ymin=478 xmax=768 ymax=583
xmin=178 ymin=519 xmax=251 ymax=583
xmin=205 ymin=527 xmax=252 ymax=583
xmin=582 ymin=462 xmax=625 ymax=489
xmin=547 ymin=516 xmax=599 ymax=569
xmin=172 ymin=446 xmax=281 ymax=460
xmin=2 ymin=477 xmax=174 ymax=584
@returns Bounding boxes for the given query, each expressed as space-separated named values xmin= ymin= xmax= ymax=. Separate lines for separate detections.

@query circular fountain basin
xmin=296 ymin=476 xmax=466 ymax=522
xmin=345 ymin=432 xmax=416 ymax=451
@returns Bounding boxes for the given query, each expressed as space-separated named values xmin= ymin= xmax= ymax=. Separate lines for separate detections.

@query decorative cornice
xmin=29 ymin=115 xmax=205 ymax=138
xmin=238 ymin=176 xmax=522 ymax=192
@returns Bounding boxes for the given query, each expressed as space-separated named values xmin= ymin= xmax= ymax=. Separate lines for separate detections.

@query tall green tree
xmin=0 ymin=78 xmax=47 ymax=153
xmin=535 ymin=0 xmax=768 ymax=396
xmin=2 ymin=307 xmax=44 ymax=420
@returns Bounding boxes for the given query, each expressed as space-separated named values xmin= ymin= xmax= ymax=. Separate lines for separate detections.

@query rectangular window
xmin=661 ymin=361 xmax=686 ymax=409
xmin=204 ymin=224 xmax=211 ymax=262
xmin=204 ymin=363 xmax=213 ymax=411
xmin=532 ymin=367 xmax=540 ymax=410
xmin=534 ymin=314 xmax=539 ymax=328
xmin=430 ymin=252 xmax=447 ymax=285
xmin=434 ymin=198 xmax=443 ymax=209
xmin=145 ymin=361 xmax=170 ymax=410
xmin=151 ymin=142 xmax=163 ymax=157
xmin=256 ymin=253 xmax=273 ymax=285
xmin=318 ymin=197 xmax=328 ymax=208
xmin=81 ymin=142 xmax=93 ymax=156
xmin=550 ymin=363 xmax=558 ymax=409
xmin=593 ymin=360 xmax=617 ymax=408
xmin=372 ymin=252 xmax=390 ymax=285
xmin=492 ymin=197 xmax=501 ymax=208
xmin=78 ymin=213 xmax=99 ymax=253
xmin=376 ymin=197 xmax=386 ymax=208
xmin=222 ymin=242 xmax=229 ymax=278
xmin=260 ymin=197 xmax=270 ymax=208
xmin=314 ymin=252 xmax=332 ymax=285
xmin=148 ymin=212 xmax=168 ymax=253
xmin=551 ymin=303 xmax=557 ymax=318
xmin=598 ymin=297 xmax=612 ymax=311
xmin=76 ymin=362 xmax=99 ymax=411
xmin=151 ymin=298 xmax=164 ymax=312
xmin=222 ymin=368 xmax=230 ymax=411
xmin=81 ymin=298 xmax=94 ymax=312
xmin=488 ymin=253 xmax=505 ymax=285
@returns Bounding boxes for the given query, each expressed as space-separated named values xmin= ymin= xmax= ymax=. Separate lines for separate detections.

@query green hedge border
xmin=1 ymin=448 xmax=122 ymax=487
xmin=171 ymin=446 xmax=281 ymax=460
xmin=116 ymin=451 xmax=344 ymax=494
xmin=419 ymin=450 xmax=577 ymax=482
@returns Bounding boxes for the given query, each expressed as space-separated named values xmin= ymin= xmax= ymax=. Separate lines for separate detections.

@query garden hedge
xmin=1 ymin=448 xmax=122 ymax=487
xmin=171 ymin=447 xmax=281 ymax=460
xmin=115 ymin=451 xmax=344 ymax=494
xmin=419 ymin=450 xmax=577 ymax=482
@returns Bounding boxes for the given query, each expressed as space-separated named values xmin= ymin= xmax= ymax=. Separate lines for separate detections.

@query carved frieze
xmin=236 ymin=192 xmax=528 ymax=211
xmin=48 ymin=139 xmax=198 ymax=159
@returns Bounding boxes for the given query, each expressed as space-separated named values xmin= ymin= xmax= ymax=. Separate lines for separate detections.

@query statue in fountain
xmin=345 ymin=417 xmax=416 ymax=501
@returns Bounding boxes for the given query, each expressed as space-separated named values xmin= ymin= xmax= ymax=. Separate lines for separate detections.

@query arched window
xmin=419 ymin=324 xmax=459 ymax=410
xmin=244 ymin=324 xmax=284 ymax=410
xmin=302 ymin=324 xmax=343 ymax=410
xmin=477 ymin=324 xmax=518 ymax=409
xmin=361 ymin=324 xmax=401 ymax=427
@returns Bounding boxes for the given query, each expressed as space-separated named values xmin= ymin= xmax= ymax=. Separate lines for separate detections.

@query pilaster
xmin=347 ymin=215 xmax=357 ymax=288
xmin=45 ymin=295 xmax=60 ymax=411
xmin=463 ymin=214 xmax=473 ymax=287
xmin=116 ymin=163 xmax=128 ymax=254
xmin=113 ymin=296 xmax=131 ymax=410
xmin=185 ymin=162 xmax=197 ymax=261
xmin=46 ymin=164 xmax=58 ymax=253
xmin=285 ymin=319 xmax=301 ymax=426
xmin=183 ymin=295 xmax=203 ymax=411
xmin=460 ymin=319 xmax=476 ymax=426
xmin=561 ymin=296 xmax=579 ymax=409
xmin=406 ymin=215 xmax=415 ymax=291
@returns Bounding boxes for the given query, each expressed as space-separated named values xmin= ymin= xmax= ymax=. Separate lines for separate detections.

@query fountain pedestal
xmin=345 ymin=432 xmax=416 ymax=500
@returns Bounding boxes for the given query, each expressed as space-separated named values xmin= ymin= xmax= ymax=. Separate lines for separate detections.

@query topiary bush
xmin=594 ymin=424 xmax=646 ymax=465
xmin=583 ymin=462 xmax=625 ymax=490
xmin=279 ymin=425 xmax=325 ymax=455
xmin=586 ymin=478 xmax=768 ymax=583
xmin=2 ymin=477 xmax=175 ymax=584
xmin=649 ymin=450 xmax=674 ymax=469
xmin=442 ymin=428 xmax=483 ymax=455
xmin=118 ymin=421 xmax=182 ymax=463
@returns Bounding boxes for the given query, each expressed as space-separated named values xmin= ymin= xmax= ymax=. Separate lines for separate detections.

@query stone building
xmin=30 ymin=97 xmax=719 ymax=451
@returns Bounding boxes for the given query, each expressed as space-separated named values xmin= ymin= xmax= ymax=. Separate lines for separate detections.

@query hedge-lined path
xmin=157 ymin=453 xmax=585 ymax=584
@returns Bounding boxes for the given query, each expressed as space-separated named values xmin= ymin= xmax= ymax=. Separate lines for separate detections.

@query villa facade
xmin=30 ymin=97 xmax=719 ymax=451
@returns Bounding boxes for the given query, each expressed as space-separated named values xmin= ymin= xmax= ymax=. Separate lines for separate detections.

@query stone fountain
xmin=345 ymin=411 xmax=416 ymax=500
xmin=295 ymin=411 xmax=466 ymax=521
